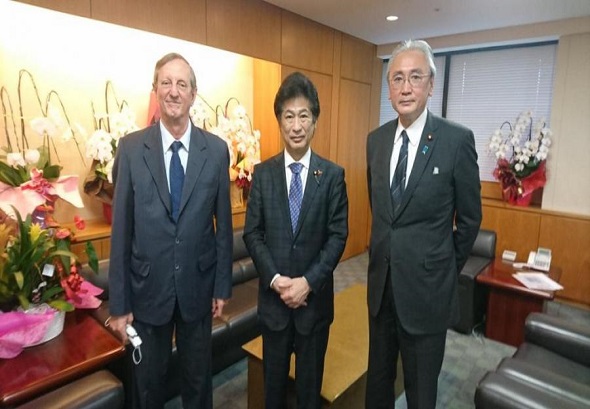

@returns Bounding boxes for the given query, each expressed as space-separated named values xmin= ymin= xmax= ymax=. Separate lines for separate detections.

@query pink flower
xmin=74 ymin=215 xmax=86 ymax=230
xmin=55 ymin=228 xmax=71 ymax=240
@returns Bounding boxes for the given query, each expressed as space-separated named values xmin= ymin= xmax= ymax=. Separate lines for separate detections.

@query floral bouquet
xmin=0 ymin=69 xmax=87 ymax=219
xmin=84 ymin=81 xmax=139 ymax=205
xmin=191 ymin=96 xmax=261 ymax=191
xmin=0 ymin=207 xmax=101 ymax=358
xmin=488 ymin=111 xmax=552 ymax=206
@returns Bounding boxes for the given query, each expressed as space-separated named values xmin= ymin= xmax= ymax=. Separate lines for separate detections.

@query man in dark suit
xmin=108 ymin=53 xmax=233 ymax=409
xmin=365 ymin=40 xmax=482 ymax=409
xmin=243 ymin=72 xmax=348 ymax=409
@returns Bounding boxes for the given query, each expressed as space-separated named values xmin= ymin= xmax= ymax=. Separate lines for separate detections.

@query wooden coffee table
xmin=476 ymin=260 xmax=562 ymax=347
xmin=243 ymin=284 xmax=403 ymax=408
xmin=0 ymin=309 xmax=125 ymax=407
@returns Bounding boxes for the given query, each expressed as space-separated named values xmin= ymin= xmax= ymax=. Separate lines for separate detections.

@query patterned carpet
xmin=166 ymin=251 xmax=588 ymax=408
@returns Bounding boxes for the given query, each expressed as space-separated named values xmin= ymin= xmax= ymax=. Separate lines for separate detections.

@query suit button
xmin=293 ymin=245 xmax=297 ymax=249
xmin=175 ymin=264 xmax=180 ymax=270
xmin=175 ymin=238 xmax=180 ymax=244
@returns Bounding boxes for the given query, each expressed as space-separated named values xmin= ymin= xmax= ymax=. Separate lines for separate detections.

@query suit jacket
xmin=108 ymin=123 xmax=233 ymax=326
xmin=366 ymin=112 xmax=482 ymax=335
xmin=243 ymin=151 xmax=348 ymax=335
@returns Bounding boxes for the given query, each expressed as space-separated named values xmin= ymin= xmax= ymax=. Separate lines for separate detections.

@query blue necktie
xmin=391 ymin=130 xmax=409 ymax=214
xmin=288 ymin=162 xmax=303 ymax=232
xmin=170 ymin=141 xmax=184 ymax=222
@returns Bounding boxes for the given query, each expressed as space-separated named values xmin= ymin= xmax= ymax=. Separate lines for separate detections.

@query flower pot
xmin=23 ymin=304 xmax=65 ymax=347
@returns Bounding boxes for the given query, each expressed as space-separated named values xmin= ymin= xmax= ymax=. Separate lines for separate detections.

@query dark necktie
xmin=288 ymin=162 xmax=303 ymax=232
xmin=391 ymin=130 xmax=409 ymax=214
xmin=170 ymin=141 xmax=184 ymax=222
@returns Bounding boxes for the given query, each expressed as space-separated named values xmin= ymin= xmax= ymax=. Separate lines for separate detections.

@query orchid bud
xmin=24 ymin=149 xmax=40 ymax=164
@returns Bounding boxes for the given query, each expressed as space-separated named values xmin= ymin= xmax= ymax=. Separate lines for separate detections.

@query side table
xmin=0 ymin=309 xmax=125 ymax=407
xmin=476 ymin=260 xmax=562 ymax=347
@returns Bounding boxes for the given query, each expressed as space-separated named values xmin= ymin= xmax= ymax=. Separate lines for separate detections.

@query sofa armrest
xmin=525 ymin=312 xmax=590 ymax=366
xmin=475 ymin=371 xmax=583 ymax=409
xmin=471 ymin=229 xmax=496 ymax=259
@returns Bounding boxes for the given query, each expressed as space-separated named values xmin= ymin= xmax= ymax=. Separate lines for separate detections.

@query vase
xmin=20 ymin=303 xmax=65 ymax=347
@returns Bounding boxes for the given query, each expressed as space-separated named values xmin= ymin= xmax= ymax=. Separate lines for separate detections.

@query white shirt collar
xmin=160 ymin=120 xmax=191 ymax=152
xmin=395 ymin=108 xmax=428 ymax=146
xmin=284 ymin=148 xmax=311 ymax=170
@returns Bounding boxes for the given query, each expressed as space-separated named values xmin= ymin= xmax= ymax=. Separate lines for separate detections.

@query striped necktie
xmin=391 ymin=130 xmax=409 ymax=214
xmin=288 ymin=162 xmax=303 ymax=232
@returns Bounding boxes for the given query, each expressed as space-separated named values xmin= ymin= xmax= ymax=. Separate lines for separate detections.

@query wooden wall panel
xmin=16 ymin=0 xmax=91 ymax=17
xmin=538 ymin=215 xmax=590 ymax=306
xmin=281 ymin=11 xmax=335 ymax=75
xmin=337 ymin=79 xmax=371 ymax=259
xmin=90 ymin=0 xmax=206 ymax=44
xmin=481 ymin=203 xmax=541 ymax=259
xmin=207 ymin=0 xmax=281 ymax=62
xmin=253 ymin=59 xmax=281 ymax=161
xmin=281 ymin=66 xmax=333 ymax=160
xmin=340 ymin=34 xmax=375 ymax=84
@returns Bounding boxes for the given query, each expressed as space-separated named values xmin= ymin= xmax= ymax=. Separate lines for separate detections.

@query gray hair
xmin=387 ymin=39 xmax=436 ymax=81
xmin=152 ymin=52 xmax=197 ymax=91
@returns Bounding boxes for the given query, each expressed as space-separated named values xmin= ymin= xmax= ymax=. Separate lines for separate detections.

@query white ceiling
xmin=263 ymin=0 xmax=590 ymax=46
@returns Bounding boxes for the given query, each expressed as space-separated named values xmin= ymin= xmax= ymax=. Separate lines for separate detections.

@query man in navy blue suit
xmin=244 ymin=72 xmax=348 ymax=409
xmin=365 ymin=40 xmax=482 ymax=409
xmin=108 ymin=53 xmax=233 ymax=409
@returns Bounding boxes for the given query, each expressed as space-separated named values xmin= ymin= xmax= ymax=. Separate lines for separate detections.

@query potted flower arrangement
xmin=84 ymin=81 xmax=139 ymax=222
xmin=488 ymin=111 xmax=553 ymax=206
xmin=0 ymin=69 xmax=87 ymax=222
xmin=0 ymin=207 xmax=102 ymax=358
xmin=190 ymin=96 xmax=261 ymax=207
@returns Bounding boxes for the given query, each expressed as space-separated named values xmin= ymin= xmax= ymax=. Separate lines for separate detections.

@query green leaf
xmin=41 ymin=285 xmax=64 ymax=301
xmin=14 ymin=271 xmax=24 ymax=290
xmin=17 ymin=294 xmax=30 ymax=310
xmin=42 ymin=164 xmax=62 ymax=180
xmin=49 ymin=299 xmax=74 ymax=312
xmin=85 ymin=242 xmax=99 ymax=273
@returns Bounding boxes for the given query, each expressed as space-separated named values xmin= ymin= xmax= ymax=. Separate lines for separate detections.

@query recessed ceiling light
xmin=386 ymin=15 xmax=399 ymax=22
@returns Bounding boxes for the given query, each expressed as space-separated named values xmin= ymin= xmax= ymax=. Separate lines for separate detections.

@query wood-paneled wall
xmin=17 ymin=0 xmax=589 ymax=307
xmin=482 ymin=199 xmax=590 ymax=307
xmin=17 ymin=0 xmax=380 ymax=264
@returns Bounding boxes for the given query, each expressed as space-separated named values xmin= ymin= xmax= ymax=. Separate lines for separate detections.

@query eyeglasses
xmin=389 ymin=73 xmax=430 ymax=89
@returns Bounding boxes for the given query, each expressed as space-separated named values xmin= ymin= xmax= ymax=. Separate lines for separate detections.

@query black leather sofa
xmin=81 ymin=227 xmax=260 ymax=403
xmin=474 ymin=312 xmax=590 ymax=408
xmin=454 ymin=229 xmax=496 ymax=334
xmin=15 ymin=370 xmax=124 ymax=409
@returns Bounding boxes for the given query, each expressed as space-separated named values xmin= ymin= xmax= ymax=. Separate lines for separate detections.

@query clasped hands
xmin=272 ymin=276 xmax=310 ymax=309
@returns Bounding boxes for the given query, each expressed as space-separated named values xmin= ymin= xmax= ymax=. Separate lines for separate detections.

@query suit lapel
xmin=294 ymin=152 xmax=321 ymax=237
xmin=143 ymin=126 xmax=172 ymax=216
xmin=271 ymin=154 xmax=292 ymax=237
xmin=396 ymin=112 xmax=440 ymax=219
xmin=179 ymin=126 xmax=207 ymax=217
xmin=376 ymin=121 xmax=397 ymax=221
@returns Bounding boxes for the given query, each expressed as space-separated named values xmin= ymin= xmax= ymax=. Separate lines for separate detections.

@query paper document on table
xmin=512 ymin=272 xmax=564 ymax=291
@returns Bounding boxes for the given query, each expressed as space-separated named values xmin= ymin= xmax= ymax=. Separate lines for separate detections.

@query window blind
xmin=378 ymin=43 xmax=556 ymax=182
xmin=445 ymin=44 xmax=556 ymax=181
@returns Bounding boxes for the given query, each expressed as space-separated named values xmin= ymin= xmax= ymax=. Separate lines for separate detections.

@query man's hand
xmin=279 ymin=277 xmax=310 ymax=309
xmin=212 ymin=298 xmax=228 ymax=318
xmin=109 ymin=313 xmax=134 ymax=344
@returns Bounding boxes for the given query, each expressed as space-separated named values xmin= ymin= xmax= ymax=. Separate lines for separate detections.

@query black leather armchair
xmin=454 ymin=229 xmax=496 ymax=334
xmin=475 ymin=312 xmax=590 ymax=408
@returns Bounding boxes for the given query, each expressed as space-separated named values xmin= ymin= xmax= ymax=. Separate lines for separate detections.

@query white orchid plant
xmin=488 ymin=111 xmax=552 ymax=178
xmin=190 ymin=96 xmax=260 ymax=189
